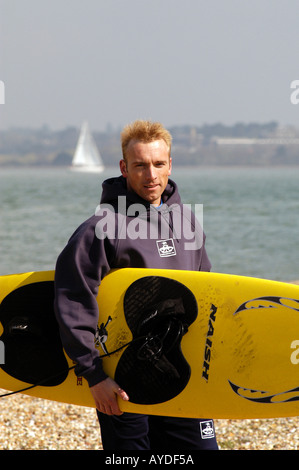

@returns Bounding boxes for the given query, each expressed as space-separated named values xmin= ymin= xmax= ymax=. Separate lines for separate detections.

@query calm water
xmin=0 ymin=166 xmax=298 ymax=281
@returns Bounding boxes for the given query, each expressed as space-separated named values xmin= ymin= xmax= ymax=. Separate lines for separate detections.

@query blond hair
xmin=121 ymin=120 xmax=172 ymax=160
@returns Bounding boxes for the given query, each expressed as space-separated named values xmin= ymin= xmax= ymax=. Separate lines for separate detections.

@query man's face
xmin=119 ymin=139 xmax=172 ymax=206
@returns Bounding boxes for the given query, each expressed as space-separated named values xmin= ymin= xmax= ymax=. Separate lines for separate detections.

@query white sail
xmin=72 ymin=122 xmax=104 ymax=173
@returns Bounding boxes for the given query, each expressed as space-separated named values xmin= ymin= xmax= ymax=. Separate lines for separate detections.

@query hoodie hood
xmin=100 ymin=176 xmax=182 ymax=207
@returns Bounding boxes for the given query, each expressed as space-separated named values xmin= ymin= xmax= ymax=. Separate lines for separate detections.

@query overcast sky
xmin=0 ymin=0 xmax=299 ymax=131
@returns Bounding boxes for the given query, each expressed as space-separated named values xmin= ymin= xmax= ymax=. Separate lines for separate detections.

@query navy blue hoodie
xmin=54 ymin=176 xmax=211 ymax=386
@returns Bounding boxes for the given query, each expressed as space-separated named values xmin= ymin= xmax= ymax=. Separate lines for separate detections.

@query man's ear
xmin=119 ymin=159 xmax=127 ymax=177
xmin=168 ymin=157 xmax=172 ymax=175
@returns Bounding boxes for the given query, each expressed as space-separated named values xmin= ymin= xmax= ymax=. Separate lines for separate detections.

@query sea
xmin=0 ymin=166 xmax=298 ymax=282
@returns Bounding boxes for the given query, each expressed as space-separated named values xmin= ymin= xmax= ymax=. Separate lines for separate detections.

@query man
xmin=54 ymin=120 xmax=218 ymax=450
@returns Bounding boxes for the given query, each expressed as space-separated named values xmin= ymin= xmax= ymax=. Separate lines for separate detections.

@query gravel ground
xmin=0 ymin=391 xmax=101 ymax=450
xmin=0 ymin=390 xmax=298 ymax=450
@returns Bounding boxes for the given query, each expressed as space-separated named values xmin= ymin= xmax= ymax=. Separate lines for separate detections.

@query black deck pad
xmin=0 ymin=282 xmax=68 ymax=386
xmin=115 ymin=276 xmax=198 ymax=405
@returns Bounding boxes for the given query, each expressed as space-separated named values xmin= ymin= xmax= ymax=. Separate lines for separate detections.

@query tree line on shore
xmin=1 ymin=121 xmax=299 ymax=167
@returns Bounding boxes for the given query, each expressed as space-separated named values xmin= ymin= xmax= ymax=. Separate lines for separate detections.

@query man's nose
xmin=145 ymin=165 xmax=157 ymax=180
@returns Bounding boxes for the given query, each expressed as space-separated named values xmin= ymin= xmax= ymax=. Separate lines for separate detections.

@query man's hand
xmin=90 ymin=377 xmax=129 ymax=415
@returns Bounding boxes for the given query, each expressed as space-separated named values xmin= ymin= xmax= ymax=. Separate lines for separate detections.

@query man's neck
xmin=152 ymin=200 xmax=163 ymax=209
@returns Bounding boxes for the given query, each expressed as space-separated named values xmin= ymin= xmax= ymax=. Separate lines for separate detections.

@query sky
xmin=0 ymin=0 xmax=299 ymax=132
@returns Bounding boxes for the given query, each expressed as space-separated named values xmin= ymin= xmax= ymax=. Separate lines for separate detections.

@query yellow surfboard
xmin=0 ymin=268 xmax=299 ymax=419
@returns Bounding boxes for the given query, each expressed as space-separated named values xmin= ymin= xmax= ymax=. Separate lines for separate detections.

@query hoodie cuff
xmin=75 ymin=356 xmax=109 ymax=388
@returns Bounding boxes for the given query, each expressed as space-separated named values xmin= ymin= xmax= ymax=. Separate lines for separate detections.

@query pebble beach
xmin=0 ymin=390 xmax=298 ymax=450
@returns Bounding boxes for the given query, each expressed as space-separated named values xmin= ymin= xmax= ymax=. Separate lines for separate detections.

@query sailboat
xmin=71 ymin=122 xmax=104 ymax=173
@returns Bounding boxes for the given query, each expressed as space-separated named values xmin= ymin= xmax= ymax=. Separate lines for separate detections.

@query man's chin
xmin=143 ymin=196 xmax=160 ymax=206
xmin=141 ymin=191 xmax=160 ymax=204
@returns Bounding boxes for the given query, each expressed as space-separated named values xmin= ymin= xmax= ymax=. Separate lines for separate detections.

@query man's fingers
xmin=90 ymin=378 xmax=129 ymax=415
xmin=116 ymin=387 xmax=129 ymax=402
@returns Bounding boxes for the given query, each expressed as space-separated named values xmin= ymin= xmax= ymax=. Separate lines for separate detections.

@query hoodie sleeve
xmin=54 ymin=216 xmax=112 ymax=387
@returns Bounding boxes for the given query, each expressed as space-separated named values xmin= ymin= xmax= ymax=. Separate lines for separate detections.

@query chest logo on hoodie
xmin=156 ymin=239 xmax=176 ymax=257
